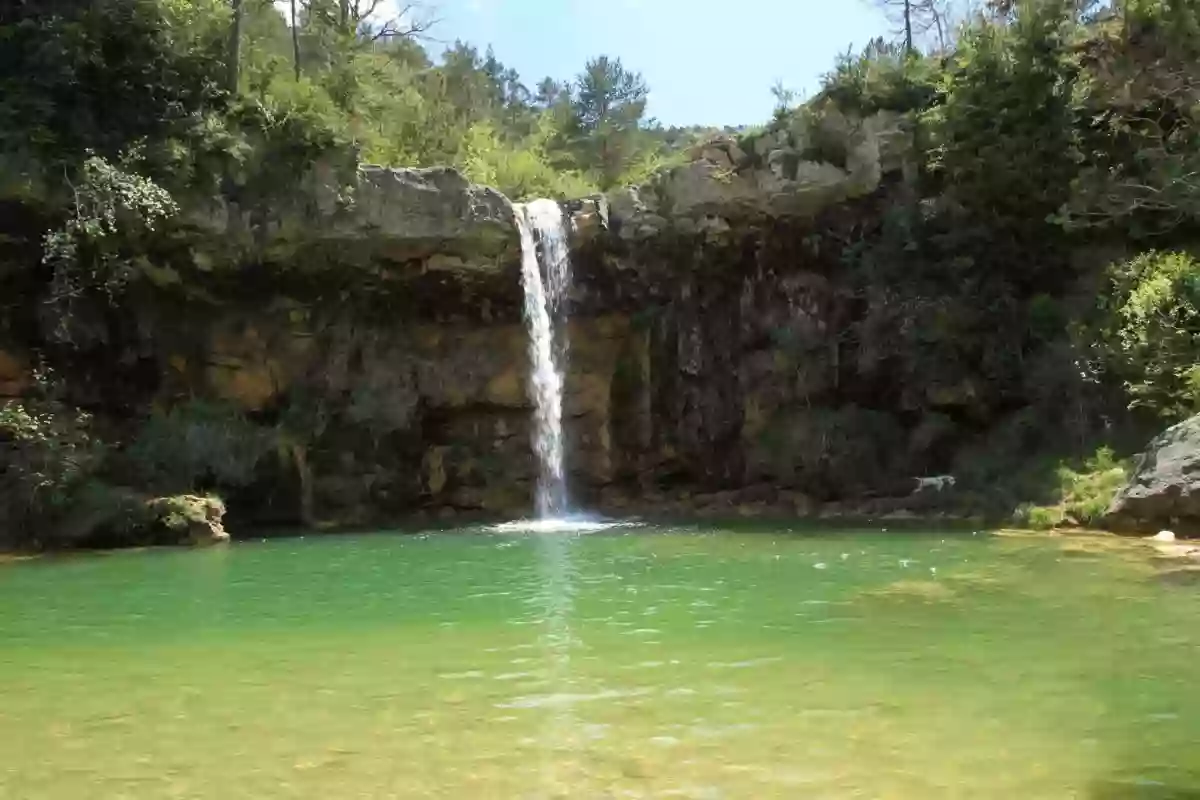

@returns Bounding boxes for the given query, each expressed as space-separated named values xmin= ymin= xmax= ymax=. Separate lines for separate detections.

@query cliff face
xmin=1 ymin=107 xmax=1020 ymax=529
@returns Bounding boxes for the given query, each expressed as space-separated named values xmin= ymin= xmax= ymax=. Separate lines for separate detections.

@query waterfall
xmin=515 ymin=199 xmax=573 ymax=519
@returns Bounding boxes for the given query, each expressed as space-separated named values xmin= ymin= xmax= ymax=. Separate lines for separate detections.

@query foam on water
xmin=491 ymin=517 xmax=637 ymax=535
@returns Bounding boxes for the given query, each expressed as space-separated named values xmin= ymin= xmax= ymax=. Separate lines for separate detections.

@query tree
xmin=571 ymin=56 xmax=650 ymax=187
xmin=770 ymin=80 xmax=799 ymax=119
xmin=306 ymin=0 xmax=436 ymax=41
xmin=536 ymin=78 xmax=569 ymax=109
xmin=291 ymin=0 xmax=301 ymax=81
xmin=0 ymin=0 xmax=223 ymax=171
xmin=929 ymin=0 xmax=1079 ymax=248
xmin=1060 ymin=0 xmax=1200 ymax=234
xmin=1102 ymin=251 xmax=1200 ymax=420
xmin=869 ymin=0 xmax=957 ymax=53
xmin=228 ymin=0 xmax=245 ymax=92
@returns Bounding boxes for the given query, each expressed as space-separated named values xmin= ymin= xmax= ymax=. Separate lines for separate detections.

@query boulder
xmin=56 ymin=491 xmax=231 ymax=547
xmin=603 ymin=109 xmax=910 ymax=239
xmin=564 ymin=196 xmax=609 ymax=245
xmin=346 ymin=166 xmax=517 ymax=264
xmin=1105 ymin=414 xmax=1200 ymax=534
xmin=144 ymin=495 xmax=231 ymax=546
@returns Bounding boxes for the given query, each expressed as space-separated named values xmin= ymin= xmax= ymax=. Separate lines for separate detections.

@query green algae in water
xmin=1 ymin=525 xmax=1199 ymax=798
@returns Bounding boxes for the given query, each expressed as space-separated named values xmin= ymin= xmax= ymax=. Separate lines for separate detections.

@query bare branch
xmin=363 ymin=1 xmax=440 ymax=41
xmin=354 ymin=0 xmax=387 ymax=22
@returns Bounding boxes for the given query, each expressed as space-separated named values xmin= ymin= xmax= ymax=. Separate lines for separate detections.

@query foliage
xmin=0 ymin=0 xmax=226 ymax=182
xmin=565 ymin=56 xmax=659 ymax=189
xmin=458 ymin=119 xmax=598 ymax=201
xmin=121 ymin=400 xmax=274 ymax=493
xmin=0 ymin=385 xmax=103 ymax=547
xmin=820 ymin=38 xmax=940 ymax=116
xmin=0 ymin=0 xmax=679 ymax=222
xmin=1013 ymin=446 xmax=1129 ymax=529
xmin=1102 ymin=251 xmax=1200 ymax=420
xmin=770 ymin=81 xmax=799 ymax=121
xmin=1061 ymin=1 xmax=1200 ymax=234
xmin=42 ymin=155 xmax=178 ymax=342
xmin=927 ymin=0 xmax=1080 ymax=242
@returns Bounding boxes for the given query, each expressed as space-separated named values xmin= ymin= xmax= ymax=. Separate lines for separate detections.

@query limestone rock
xmin=604 ymin=109 xmax=910 ymax=237
xmin=191 ymin=165 xmax=520 ymax=276
xmin=145 ymin=495 xmax=230 ymax=546
xmin=204 ymin=322 xmax=315 ymax=411
xmin=565 ymin=197 xmax=609 ymax=244
xmin=1106 ymin=414 xmax=1200 ymax=534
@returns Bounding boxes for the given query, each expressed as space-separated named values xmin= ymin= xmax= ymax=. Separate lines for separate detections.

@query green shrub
xmin=1103 ymin=251 xmax=1200 ymax=420
xmin=1014 ymin=503 xmax=1065 ymax=531
xmin=1012 ymin=447 xmax=1130 ymax=529
xmin=926 ymin=0 xmax=1079 ymax=238
xmin=122 ymin=400 xmax=273 ymax=493
xmin=0 ymin=0 xmax=225 ymax=176
xmin=0 ymin=397 xmax=103 ymax=546
xmin=41 ymin=155 xmax=178 ymax=343
xmin=458 ymin=119 xmax=598 ymax=200
xmin=795 ymin=106 xmax=851 ymax=169
xmin=819 ymin=39 xmax=939 ymax=116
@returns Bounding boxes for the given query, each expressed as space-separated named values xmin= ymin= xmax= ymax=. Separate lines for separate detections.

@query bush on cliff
xmin=820 ymin=37 xmax=940 ymax=117
xmin=1101 ymin=251 xmax=1200 ymax=421
xmin=1013 ymin=447 xmax=1131 ymax=530
xmin=0 ymin=395 xmax=103 ymax=548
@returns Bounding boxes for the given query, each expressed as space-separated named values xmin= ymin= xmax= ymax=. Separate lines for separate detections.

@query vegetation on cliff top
xmin=0 ymin=0 xmax=698 ymax=207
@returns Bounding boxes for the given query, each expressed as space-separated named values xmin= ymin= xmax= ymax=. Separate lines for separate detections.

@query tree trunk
xmin=227 ymin=0 xmax=245 ymax=94
xmin=904 ymin=0 xmax=914 ymax=54
xmin=290 ymin=0 xmax=301 ymax=81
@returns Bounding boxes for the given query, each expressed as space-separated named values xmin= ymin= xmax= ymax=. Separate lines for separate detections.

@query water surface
xmin=1 ymin=524 xmax=1198 ymax=798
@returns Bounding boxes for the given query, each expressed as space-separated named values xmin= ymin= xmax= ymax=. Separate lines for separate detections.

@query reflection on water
xmin=532 ymin=529 xmax=579 ymax=796
xmin=0 ymin=525 xmax=1199 ymax=798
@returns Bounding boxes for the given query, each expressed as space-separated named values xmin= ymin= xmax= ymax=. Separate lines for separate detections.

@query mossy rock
xmin=55 ymin=488 xmax=229 ymax=548
xmin=143 ymin=495 xmax=230 ymax=546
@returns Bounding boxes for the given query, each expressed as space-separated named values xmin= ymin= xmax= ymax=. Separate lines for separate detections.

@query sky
xmin=426 ymin=0 xmax=892 ymax=128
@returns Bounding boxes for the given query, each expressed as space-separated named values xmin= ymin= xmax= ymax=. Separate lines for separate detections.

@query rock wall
xmin=176 ymin=307 xmax=637 ymax=524
xmin=3 ymin=107 xmax=994 ymax=529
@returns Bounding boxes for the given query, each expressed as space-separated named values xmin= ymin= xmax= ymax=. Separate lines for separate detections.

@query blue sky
xmin=430 ymin=0 xmax=892 ymax=127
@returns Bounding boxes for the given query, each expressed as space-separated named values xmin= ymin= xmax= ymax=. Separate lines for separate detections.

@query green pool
xmin=1 ymin=523 xmax=1198 ymax=798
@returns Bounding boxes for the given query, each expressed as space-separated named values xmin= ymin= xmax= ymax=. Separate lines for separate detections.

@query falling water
xmin=515 ymin=199 xmax=573 ymax=518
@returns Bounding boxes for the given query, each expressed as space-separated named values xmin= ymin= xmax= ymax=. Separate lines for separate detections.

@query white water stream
xmin=515 ymin=199 xmax=573 ymax=518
